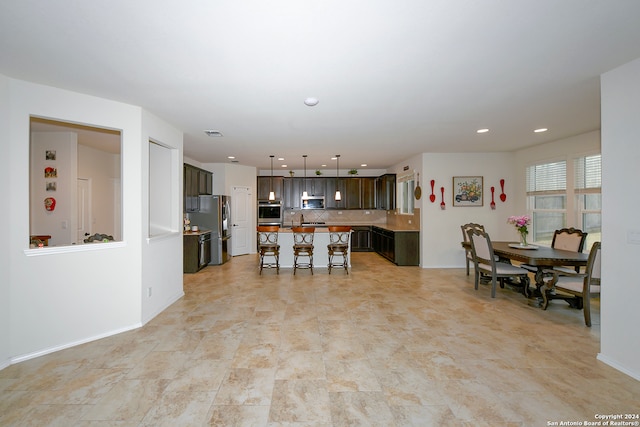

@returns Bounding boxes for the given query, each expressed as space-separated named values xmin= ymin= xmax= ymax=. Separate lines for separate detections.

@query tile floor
xmin=1 ymin=252 xmax=639 ymax=426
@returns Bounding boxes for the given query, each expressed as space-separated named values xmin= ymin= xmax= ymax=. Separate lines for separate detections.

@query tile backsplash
xmin=283 ymin=208 xmax=420 ymax=230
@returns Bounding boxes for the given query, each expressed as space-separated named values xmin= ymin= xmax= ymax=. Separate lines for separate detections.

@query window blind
xmin=526 ymin=160 xmax=566 ymax=195
xmin=574 ymin=154 xmax=601 ymax=194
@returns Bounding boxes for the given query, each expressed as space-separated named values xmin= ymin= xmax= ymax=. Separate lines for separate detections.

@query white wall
xmin=141 ymin=109 xmax=184 ymax=324
xmin=0 ymin=74 xmax=11 ymax=369
xmin=599 ymin=58 xmax=640 ymax=380
xmin=1 ymin=76 xmax=182 ymax=366
xmin=78 ymin=143 xmax=120 ymax=239
xmin=30 ymin=132 xmax=77 ymax=245
xmin=415 ymin=152 xmax=518 ymax=267
xmin=203 ymin=162 xmax=258 ymax=254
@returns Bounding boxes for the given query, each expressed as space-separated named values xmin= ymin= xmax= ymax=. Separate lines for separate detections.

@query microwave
xmin=301 ymin=196 xmax=325 ymax=210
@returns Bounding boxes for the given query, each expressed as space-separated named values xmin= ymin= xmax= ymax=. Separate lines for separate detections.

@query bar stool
xmin=292 ymin=226 xmax=315 ymax=275
xmin=327 ymin=226 xmax=351 ymax=274
xmin=257 ymin=226 xmax=280 ymax=274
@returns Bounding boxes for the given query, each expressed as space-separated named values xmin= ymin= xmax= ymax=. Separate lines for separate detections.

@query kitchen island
xmin=277 ymin=227 xmax=350 ymax=270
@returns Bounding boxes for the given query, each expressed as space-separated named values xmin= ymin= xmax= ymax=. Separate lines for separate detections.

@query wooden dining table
xmin=462 ymin=240 xmax=590 ymax=301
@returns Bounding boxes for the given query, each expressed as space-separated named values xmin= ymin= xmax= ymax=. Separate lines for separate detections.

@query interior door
xmin=231 ymin=186 xmax=251 ymax=256
xmin=77 ymin=178 xmax=91 ymax=243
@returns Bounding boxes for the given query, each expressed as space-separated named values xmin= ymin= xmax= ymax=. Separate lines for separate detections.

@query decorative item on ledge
xmin=315 ymin=170 xmax=322 ymax=175
xmin=348 ymin=168 xmax=358 ymax=175
xmin=289 ymin=170 xmax=294 ymax=177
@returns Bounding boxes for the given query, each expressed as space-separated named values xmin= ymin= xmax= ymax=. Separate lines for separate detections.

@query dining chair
xmin=541 ymin=241 xmax=601 ymax=326
xmin=327 ymin=226 xmax=351 ymax=274
xmin=292 ymin=226 xmax=315 ymax=275
xmin=521 ymin=227 xmax=588 ymax=275
xmin=467 ymin=227 xmax=531 ymax=298
xmin=257 ymin=225 xmax=280 ymax=274
xmin=461 ymin=223 xmax=486 ymax=275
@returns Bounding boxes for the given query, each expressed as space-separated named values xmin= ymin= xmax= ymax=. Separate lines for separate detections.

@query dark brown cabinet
xmin=345 ymin=178 xmax=362 ymax=209
xmin=283 ymin=177 xmax=302 ymax=209
xmin=257 ymin=176 xmax=284 ymax=201
xmin=376 ymin=174 xmax=396 ymax=210
xmin=351 ymin=226 xmax=372 ymax=252
xmin=279 ymin=175 xmax=392 ymax=211
xmin=184 ymin=164 xmax=213 ymax=212
xmin=184 ymin=232 xmax=211 ymax=273
xmin=303 ymin=177 xmax=326 ymax=197
xmin=325 ymin=178 xmax=346 ymax=210
xmin=361 ymin=177 xmax=377 ymax=209
xmin=372 ymin=226 xmax=418 ymax=266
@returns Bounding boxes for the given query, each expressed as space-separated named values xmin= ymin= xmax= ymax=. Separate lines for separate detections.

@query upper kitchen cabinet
xmin=198 ymin=169 xmax=212 ymax=195
xmin=344 ymin=177 xmax=376 ymax=210
xmin=303 ymin=177 xmax=326 ymax=197
xmin=376 ymin=174 xmax=396 ymax=210
xmin=362 ymin=177 xmax=377 ymax=209
xmin=283 ymin=177 xmax=302 ymax=210
xmin=257 ymin=176 xmax=284 ymax=201
xmin=325 ymin=178 xmax=347 ymax=209
xmin=345 ymin=178 xmax=362 ymax=209
xmin=184 ymin=164 xmax=213 ymax=212
xmin=184 ymin=164 xmax=200 ymax=212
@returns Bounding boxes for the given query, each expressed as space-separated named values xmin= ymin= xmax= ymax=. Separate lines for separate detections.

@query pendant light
xmin=302 ymin=155 xmax=309 ymax=199
xmin=268 ymin=155 xmax=275 ymax=201
xmin=334 ymin=154 xmax=342 ymax=201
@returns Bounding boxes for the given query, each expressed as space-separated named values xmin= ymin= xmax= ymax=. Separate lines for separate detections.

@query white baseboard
xmin=597 ymin=352 xmax=640 ymax=381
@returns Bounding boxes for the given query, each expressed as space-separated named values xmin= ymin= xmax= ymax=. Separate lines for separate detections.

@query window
xmin=30 ymin=117 xmax=122 ymax=247
xmin=574 ymin=154 xmax=602 ymax=249
xmin=526 ymin=154 xmax=601 ymax=248
xmin=398 ymin=173 xmax=415 ymax=214
xmin=526 ymin=160 xmax=566 ymax=245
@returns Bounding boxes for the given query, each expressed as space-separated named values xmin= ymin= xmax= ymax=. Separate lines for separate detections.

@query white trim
xmin=10 ymin=322 xmax=142 ymax=365
xmin=24 ymin=240 xmax=126 ymax=256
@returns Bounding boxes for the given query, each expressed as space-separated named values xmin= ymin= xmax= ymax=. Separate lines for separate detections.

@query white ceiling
xmin=2 ymin=1 xmax=640 ymax=171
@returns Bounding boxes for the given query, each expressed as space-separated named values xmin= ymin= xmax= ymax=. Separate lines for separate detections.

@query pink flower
xmin=507 ymin=215 xmax=531 ymax=233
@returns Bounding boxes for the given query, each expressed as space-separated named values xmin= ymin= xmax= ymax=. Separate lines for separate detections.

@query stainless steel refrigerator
xmin=190 ymin=195 xmax=231 ymax=265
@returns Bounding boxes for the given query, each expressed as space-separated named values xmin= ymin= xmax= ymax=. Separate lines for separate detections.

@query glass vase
xmin=519 ymin=230 xmax=528 ymax=247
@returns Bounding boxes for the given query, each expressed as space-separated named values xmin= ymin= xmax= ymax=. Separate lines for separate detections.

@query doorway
xmin=231 ymin=186 xmax=251 ymax=256
xmin=77 ymin=178 xmax=91 ymax=243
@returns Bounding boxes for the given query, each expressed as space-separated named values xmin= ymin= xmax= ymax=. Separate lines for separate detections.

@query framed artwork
xmin=44 ymin=166 xmax=57 ymax=178
xmin=453 ymin=176 xmax=483 ymax=207
xmin=46 ymin=181 xmax=57 ymax=192
xmin=45 ymin=150 xmax=56 ymax=160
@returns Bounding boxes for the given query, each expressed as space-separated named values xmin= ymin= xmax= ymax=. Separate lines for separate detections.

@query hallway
xmin=1 ymin=252 xmax=638 ymax=426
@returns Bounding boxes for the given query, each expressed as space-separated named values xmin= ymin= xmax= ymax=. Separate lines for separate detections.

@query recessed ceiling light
xmin=477 ymin=128 xmax=489 ymax=133
xmin=278 ymin=157 xmax=285 ymax=161
xmin=321 ymin=164 xmax=327 ymax=167
xmin=227 ymin=156 xmax=235 ymax=159
xmin=304 ymin=97 xmax=319 ymax=106
xmin=534 ymin=128 xmax=548 ymax=133
xmin=204 ymin=130 xmax=223 ymax=137
xmin=281 ymin=164 xmax=287 ymax=168
xmin=361 ymin=164 xmax=367 ymax=167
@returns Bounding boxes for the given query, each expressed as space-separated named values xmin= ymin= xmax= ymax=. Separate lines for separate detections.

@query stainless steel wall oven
xmin=258 ymin=200 xmax=283 ymax=225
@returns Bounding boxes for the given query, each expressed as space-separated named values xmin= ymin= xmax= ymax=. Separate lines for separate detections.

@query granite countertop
xmin=183 ymin=229 xmax=212 ymax=236
xmin=279 ymin=224 xmax=418 ymax=232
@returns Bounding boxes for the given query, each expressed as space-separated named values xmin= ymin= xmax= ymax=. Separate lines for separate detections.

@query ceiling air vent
xmin=204 ymin=130 xmax=223 ymax=137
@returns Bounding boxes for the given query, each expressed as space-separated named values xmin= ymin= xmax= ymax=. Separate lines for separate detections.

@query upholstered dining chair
xmin=461 ymin=223 xmax=486 ymax=275
xmin=292 ymin=226 xmax=315 ymax=275
xmin=521 ymin=227 xmax=588 ymax=275
xmin=467 ymin=227 xmax=530 ymax=298
xmin=541 ymin=241 xmax=601 ymax=327
xmin=257 ymin=225 xmax=280 ymax=274
xmin=327 ymin=226 xmax=351 ymax=274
